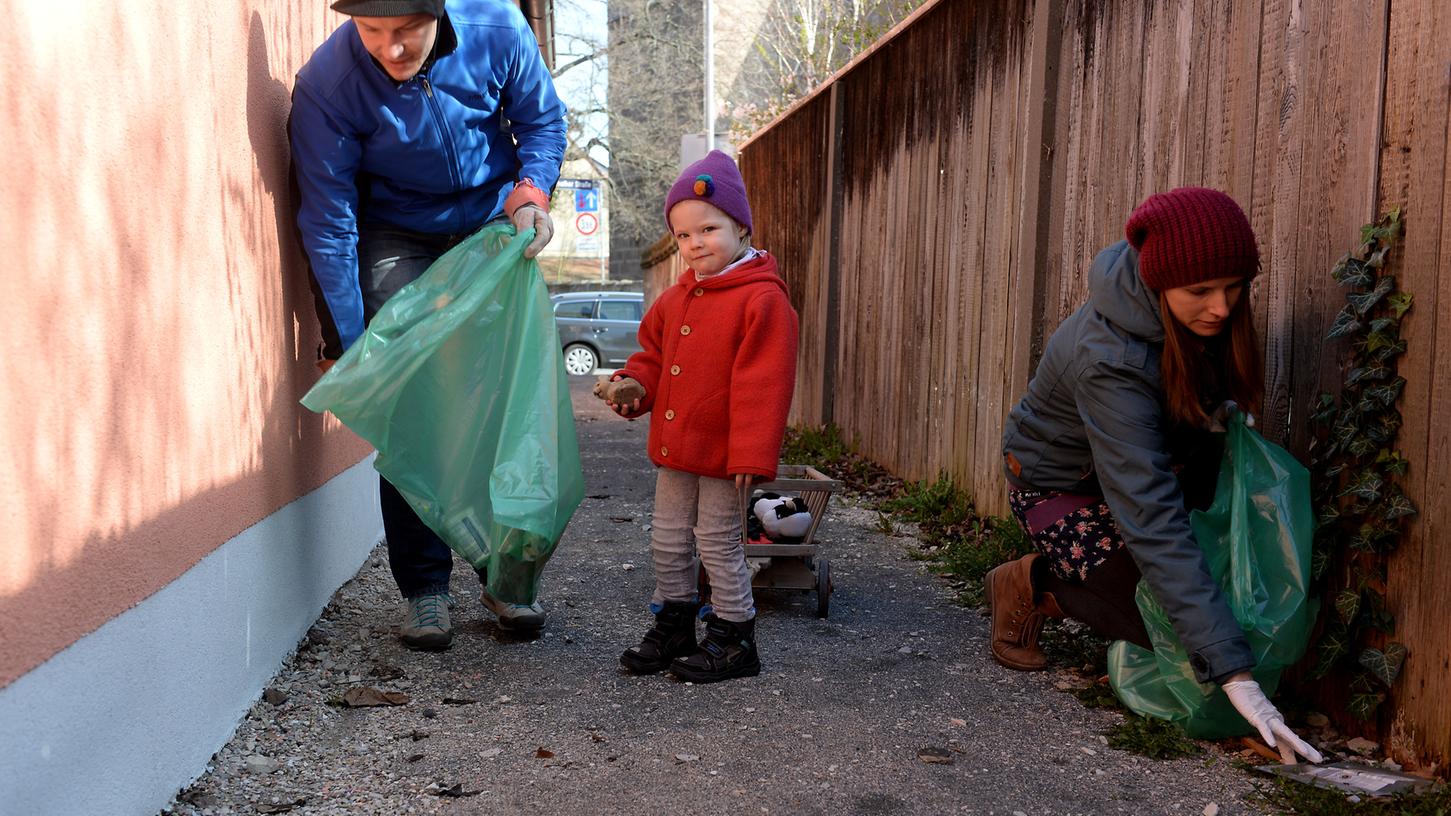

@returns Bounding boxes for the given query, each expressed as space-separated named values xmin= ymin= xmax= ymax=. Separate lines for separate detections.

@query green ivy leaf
xmin=1311 ymin=627 xmax=1351 ymax=678
xmin=1327 ymin=305 xmax=1363 ymax=339
xmin=1365 ymin=245 xmax=1391 ymax=270
xmin=1366 ymin=377 xmax=1407 ymax=408
xmin=1375 ymin=449 xmax=1410 ymax=476
xmin=1349 ymin=276 xmax=1395 ymax=314
xmin=1339 ymin=471 xmax=1384 ymax=502
xmin=1347 ymin=433 xmax=1379 ymax=458
xmin=1335 ymin=590 xmax=1361 ymax=624
xmin=1348 ymin=688 xmax=1387 ymax=720
xmin=1332 ymin=255 xmax=1374 ymax=287
xmin=1387 ymin=291 xmax=1413 ymax=319
xmin=1382 ymin=491 xmax=1417 ymax=520
xmin=1358 ymin=643 xmax=1408 ymax=687
xmin=1371 ymin=337 xmax=1408 ymax=364
xmin=1365 ymin=412 xmax=1403 ymax=444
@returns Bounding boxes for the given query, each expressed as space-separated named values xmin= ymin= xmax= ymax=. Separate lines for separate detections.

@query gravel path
xmin=163 ymin=378 xmax=1266 ymax=816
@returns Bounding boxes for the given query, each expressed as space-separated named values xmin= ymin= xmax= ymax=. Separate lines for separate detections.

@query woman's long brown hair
xmin=1158 ymin=286 xmax=1264 ymax=427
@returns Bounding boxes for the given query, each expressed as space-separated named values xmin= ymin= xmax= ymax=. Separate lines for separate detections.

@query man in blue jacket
xmin=291 ymin=0 xmax=567 ymax=650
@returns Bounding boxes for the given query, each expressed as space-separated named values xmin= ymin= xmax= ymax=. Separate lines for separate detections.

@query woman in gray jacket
xmin=993 ymin=187 xmax=1320 ymax=764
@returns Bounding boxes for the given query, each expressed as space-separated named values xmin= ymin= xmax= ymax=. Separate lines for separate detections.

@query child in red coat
xmin=600 ymin=150 xmax=799 ymax=683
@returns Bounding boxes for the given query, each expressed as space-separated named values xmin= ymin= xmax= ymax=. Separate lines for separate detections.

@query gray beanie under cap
xmin=331 ymin=0 xmax=445 ymax=16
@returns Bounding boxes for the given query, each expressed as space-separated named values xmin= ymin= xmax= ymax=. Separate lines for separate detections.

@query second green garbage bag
xmin=1108 ymin=413 xmax=1317 ymax=738
xmin=301 ymin=225 xmax=584 ymax=605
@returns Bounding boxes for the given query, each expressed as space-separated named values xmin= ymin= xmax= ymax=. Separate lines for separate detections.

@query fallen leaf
xmin=256 ymin=800 xmax=307 ymax=814
xmin=675 ymin=753 xmax=700 ymax=763
xmin=949 ymin=718 xmax=966 ymax=727
xmin=536 ymin=747 xmax=555 ymax=759
xmin=589 ymin=732 xmax=607 ymax=743
xmin=917 ymin=747 xmax=954 ymax=765
xmin=406 ymin=753 xmax=425 ymax=763
xmin=608 ymin=516 xmax=635 ymax=523
xmin=262 ymin=689 xmax=288 ymax=706
xmin=481 ymin=748 xmax=503 ymax=758
xmin=1240 ymin=737 xmax=1280 ymax=763
xmin=409 ymin=730 xmax=430 ymax=742
xmin=1203 ymin=804 xmax=1220 ymax=816
xmin=340 ymin=687 xmax=410 ymax=707
xmin=441 ymin=697 xmax=479 ymax=706
xmin=370 ymin=662 xmax=406 ymax=680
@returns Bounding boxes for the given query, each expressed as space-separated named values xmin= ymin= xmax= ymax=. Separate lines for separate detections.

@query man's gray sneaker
xmin=480 ymin=587 xmax=546 ymax=633
xmin=399 ymin=592 xmax=453 ymax=651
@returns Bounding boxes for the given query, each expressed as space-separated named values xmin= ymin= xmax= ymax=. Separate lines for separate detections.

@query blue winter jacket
xmin=291 ymin=0 xmax=567 ymax=353
xmin=1001 ymin=240 xmax=1255 ymax=684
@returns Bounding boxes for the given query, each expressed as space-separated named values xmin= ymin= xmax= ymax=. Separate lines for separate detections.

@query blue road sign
xmin=575 ymin=189 xmax=600 ymax=212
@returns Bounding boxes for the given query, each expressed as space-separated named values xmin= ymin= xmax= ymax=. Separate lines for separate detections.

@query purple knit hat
xmin=664 ymin=150 xmax=753 ymax=233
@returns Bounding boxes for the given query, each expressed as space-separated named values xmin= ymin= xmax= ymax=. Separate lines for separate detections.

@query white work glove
xmin=510 ymin=204 xmax=554 ymax=259
xmin=1209 ymin=399 xmax=1256 ymax=432
xmin=1222 ymin=678 xmax=1323 ymax=764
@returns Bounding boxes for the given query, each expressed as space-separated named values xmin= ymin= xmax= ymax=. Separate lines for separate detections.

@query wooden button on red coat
xmin=665 ymin=409 xmax=675 ymax=420
xmin=660 ymin=446 xmax=669 ymax=457
xmin=670 ymin=365 xmax=681 ymax=375
xmin=680 ymin=325 xmax=691 ymax=336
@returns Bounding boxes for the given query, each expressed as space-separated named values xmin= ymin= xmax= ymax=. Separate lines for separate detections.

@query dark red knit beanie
xmin=1124 ymin=187 xmax=1260 ymax=291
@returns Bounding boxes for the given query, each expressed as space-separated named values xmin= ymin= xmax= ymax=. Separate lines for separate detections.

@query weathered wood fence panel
xmin=738 ymin=0 xmax=1450 ymax=767
xmin=1377 ymin=0 xmax=1451 ymax=770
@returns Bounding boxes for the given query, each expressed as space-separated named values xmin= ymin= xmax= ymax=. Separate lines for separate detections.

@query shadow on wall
xmin=0 ymin=7 xmax=370 ymax=688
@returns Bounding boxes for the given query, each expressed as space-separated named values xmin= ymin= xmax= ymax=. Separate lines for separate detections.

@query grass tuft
xmin=1105 ymin=714 xmax=1204 ymax=760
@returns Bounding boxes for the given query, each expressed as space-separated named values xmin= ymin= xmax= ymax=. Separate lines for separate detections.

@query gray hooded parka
xmin=1001 ymin=240 xmax=1255 ymax=683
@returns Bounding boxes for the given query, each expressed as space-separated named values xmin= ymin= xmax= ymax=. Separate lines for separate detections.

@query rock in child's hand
xmin=593 ymin=375 xmax=645 ymax=405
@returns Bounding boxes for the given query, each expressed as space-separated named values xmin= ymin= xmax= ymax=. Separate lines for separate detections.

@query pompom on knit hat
xmin=1124 ymin=187 xmax=1260 ymax=291
xmin=331 ymin=0 xmax=445 ymax=17
xmin=664 ymin=150 xmax=753 ymax=234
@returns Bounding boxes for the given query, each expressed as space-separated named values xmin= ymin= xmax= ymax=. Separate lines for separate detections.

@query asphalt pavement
xmin=163 ymin=375 xmax=1265 ymax=816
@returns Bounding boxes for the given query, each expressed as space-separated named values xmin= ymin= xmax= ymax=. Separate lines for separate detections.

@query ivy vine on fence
xmin=1307 ymin=209 xmax=1414 ymax=721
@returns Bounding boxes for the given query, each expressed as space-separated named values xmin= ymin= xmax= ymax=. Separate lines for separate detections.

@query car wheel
xmin=562 ymin=344 xmax=599 ymax=376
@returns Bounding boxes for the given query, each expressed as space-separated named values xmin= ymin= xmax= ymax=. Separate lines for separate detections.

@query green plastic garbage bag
xmin=301 ymin=225 xmax=583 ymax=605
xmin=1107 ymin=413 xmax=1317 ymax=738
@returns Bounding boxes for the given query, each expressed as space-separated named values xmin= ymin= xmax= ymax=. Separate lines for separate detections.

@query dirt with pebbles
xmin=162 ymin=378 xmax=1268 ymax=816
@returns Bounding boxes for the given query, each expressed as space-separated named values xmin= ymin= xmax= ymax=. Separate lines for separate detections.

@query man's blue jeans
xmin=358 ymin=223 xmax=473 ymax=599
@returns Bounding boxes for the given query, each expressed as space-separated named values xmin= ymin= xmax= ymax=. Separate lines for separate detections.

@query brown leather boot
xmin=985 ymin=553 xmax=1050 ymax=671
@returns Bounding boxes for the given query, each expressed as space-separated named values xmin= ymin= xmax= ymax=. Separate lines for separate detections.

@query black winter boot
xmin=620 ymin=602 xmax=699 ymax=675
xmin=668 ymin=614 xmax=761 ymax=683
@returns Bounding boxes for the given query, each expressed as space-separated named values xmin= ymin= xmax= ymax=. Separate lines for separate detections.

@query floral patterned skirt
xmin=1007 ymin=489 xmax=1126 ymax=582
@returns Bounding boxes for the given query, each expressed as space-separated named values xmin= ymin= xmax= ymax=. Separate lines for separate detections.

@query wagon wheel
xmin=815 ymin=558 xmax=832 ymax=618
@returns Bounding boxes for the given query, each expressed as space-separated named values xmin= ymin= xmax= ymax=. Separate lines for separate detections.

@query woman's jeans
xmin=357 ymin=223 xmax=472 ymax=599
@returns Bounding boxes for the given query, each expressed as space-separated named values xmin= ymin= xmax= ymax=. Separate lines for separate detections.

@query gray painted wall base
xmin=0 ymin=457 xmax=382 ymax=816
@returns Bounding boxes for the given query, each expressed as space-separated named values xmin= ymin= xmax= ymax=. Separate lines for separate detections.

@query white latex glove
xmin=1209 ymin=399 xmax=1256 ymax=432
xmin=1223 ymin=678 xmax=1323 ymax=764
xmin=510 ymin=204 xmax=554 ymax=259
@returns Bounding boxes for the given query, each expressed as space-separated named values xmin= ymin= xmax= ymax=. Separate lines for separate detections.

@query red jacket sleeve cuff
xmin=504 ymin=178 xmax=550 ymax=217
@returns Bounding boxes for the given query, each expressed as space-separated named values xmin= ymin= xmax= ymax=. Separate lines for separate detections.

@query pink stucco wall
xmin=0 ymin=1 xmax=373 ymax=687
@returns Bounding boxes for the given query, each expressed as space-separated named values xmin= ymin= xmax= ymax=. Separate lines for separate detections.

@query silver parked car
xmin=551 ymin=291 xmax=645 ymax=376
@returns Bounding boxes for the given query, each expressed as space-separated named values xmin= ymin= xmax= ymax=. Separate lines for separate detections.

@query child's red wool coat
xmin=616 ymin=254 xmax=799 ymax=481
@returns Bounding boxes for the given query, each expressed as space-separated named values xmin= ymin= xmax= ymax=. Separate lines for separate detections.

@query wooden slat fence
xmin=734 ymin=0 xmax=1451 ymax=769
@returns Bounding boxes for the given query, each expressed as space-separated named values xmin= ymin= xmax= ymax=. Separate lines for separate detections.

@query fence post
xmin=820 ymin=80 xmax=847 ymax=427
xmin=1010 ymin=0 xmax=1062 ymax=387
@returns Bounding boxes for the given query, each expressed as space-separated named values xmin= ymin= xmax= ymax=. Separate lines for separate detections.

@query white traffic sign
xmin=575 ymin=212 xmax=599 ymax=235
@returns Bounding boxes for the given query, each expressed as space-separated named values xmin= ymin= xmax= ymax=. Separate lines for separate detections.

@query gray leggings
xmin=649 ymin=468 xmax=755 ymax=622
